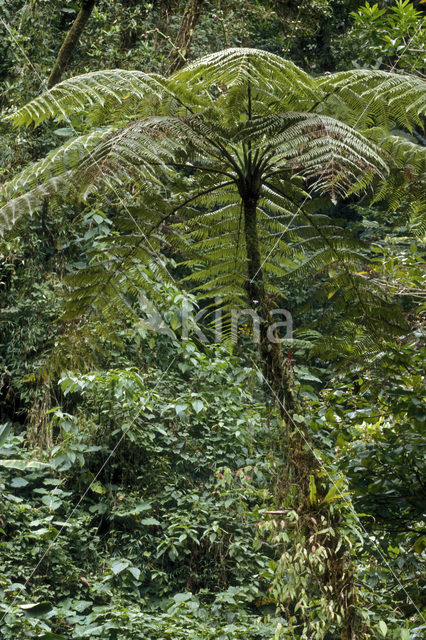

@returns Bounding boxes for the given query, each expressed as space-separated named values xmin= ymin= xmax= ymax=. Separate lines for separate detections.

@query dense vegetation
xmin=0 ymin=2 xmax=424 ymax=639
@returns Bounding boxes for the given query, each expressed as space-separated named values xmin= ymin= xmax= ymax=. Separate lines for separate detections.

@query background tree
xmin=47 ymin=0 xmax=97 ymax=89
xmin=167 ymin=0 xmax=205 ymax=72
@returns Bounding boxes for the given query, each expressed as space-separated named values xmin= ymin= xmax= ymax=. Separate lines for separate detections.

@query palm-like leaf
xmin=318 ymin=69 xmax=426 ymax=129
xmin=1 ymin=48 xmax=424 ymax=336
xmin=7 ymin=70 xmax=168 ymax=127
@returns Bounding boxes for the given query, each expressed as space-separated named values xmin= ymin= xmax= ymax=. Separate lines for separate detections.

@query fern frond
xmin=170 ymin=47 xmax=319 ymax=121
xmin=0 ymin=173 xmax=76 ymax=233
xmin=318 ymin=69 xmax=426 ymax=130
xmin=7 ymin=70 xmax=168 ymax=128
xmin=0 ymin=128 xmax=114 ymax=202
xmin=257 ymin=113 xmax=388 ymax=199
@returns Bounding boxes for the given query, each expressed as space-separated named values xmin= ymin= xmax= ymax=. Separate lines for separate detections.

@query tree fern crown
xmin=1 ymin=48 xmax=424 ymax=317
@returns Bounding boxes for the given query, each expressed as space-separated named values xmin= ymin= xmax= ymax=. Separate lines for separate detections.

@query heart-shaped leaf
xmin=111 ymin=560 xmax=129 ymax=575
xmin=192 ymin=399 xmax=204 ymax=414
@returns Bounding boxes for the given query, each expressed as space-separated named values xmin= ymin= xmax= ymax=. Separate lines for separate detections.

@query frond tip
xmin=319 ymin=69 xmax=426 ymax=130
xmin=7 ymin=70 xmax=168 ymax=128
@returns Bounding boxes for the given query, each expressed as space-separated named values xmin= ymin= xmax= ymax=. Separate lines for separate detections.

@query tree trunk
xmin=242 ymin=193 xmax=293 ymax=411
xmin=167 ymin=0 xmax=204 ymax=74
xmin=47 ymin=0 xmax=97 ymax=89
xmin=242 ymin=191 xmax=361 ymax=639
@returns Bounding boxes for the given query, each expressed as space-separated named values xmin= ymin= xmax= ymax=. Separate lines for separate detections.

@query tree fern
xmin=0 ymin=48 xmax=423 ymax=341
xmin=1 ymin=47 xmax=424 ymax=359
xmin=2 ymin=47 xmax=425 ymax=637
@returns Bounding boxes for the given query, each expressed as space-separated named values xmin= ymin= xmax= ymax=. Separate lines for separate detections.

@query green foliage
xmin=1 ymin=47 xmax=423 ymax=350
xmin=342 ymin=0 xmax=426 ymax=71
xmin=0 ymin=339 xmax=281 ymax=639
xmin=0 ymin=5 xmax=425 ymax=640
xmin=0 ymin=217 xmax=64 ymax=423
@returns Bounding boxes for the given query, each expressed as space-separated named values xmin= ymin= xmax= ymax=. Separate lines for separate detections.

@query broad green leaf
xmin=111 ymin=560 xmax=129 ymax=575
xmin=10 ymin=477 xmax=28 ymax=488
xmin=31 ymin=527 xmax=58 ymax=539
xmin=20 ymin=601 xmax=52 ymax=617
xmin=175 ymin=403 xmax=188 ymax=417
xmin=54 ymin=127 xmax=74 ymax=137
xmin=378 ymin=620 xmax=388 ymax=637
xmin=128 ymin=566 xmax=141 ymax=580
xmin=90 ymin=481 xmax=106 ymax=495
xmin=41 ymin=495 xmax=62 ymax=511
xmin=0 ymin=459 xmax=50 ymax=470
xmin=115 ymin=501 xmax=151 ymax=517
xmin=0 ymin=422 xmax=12 ymax=447
xmin=192 ymin=399 xmax=204 ymax=414
xmin=141 ymin=517 xmax=160 ymax=526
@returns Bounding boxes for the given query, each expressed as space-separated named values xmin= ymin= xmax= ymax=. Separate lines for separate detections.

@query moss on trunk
xmin=47 ymin=0 xmax=97 ymax=89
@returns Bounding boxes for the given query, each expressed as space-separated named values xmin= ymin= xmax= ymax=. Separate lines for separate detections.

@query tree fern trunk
xmin=242 ymin=194 xmax=293 ymax=410
xmin=242 ymin=194 xmax=361 ymax=640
